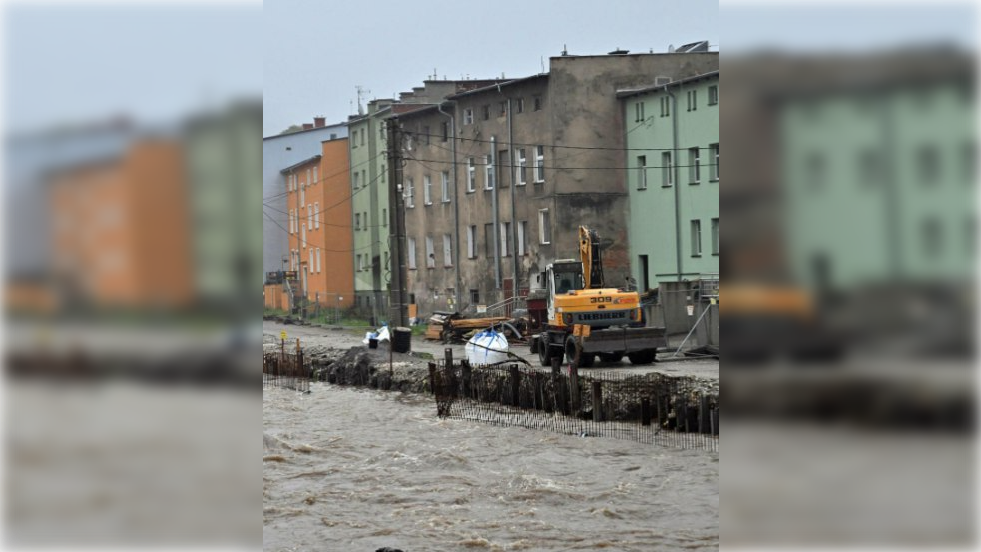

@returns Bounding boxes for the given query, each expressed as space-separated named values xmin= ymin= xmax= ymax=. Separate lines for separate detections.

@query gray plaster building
xmin=392 ymin=51 xmax=719 ymax=316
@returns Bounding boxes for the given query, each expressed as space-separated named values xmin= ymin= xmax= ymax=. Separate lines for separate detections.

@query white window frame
xmin=443 ymin=234 xmax=452 ymax=266
xmin=463 ymin=108 xmax=474 ymax=125
xmin=518 ymin=221 xmax=527 ymax=256
xmin=309 ymin=248 xmax=313 ymax=271
xmin=300 ymin=183 xmax=305 ymax=206
xmin=710 ymin=143 xmax=720 ymax=181
xmin=689 ymin=148 xmax=701 ymax=184
xmin=316 ymin=248 xmax=321 ymax=273
xmin=313 ymin=166 xmax=318 ymax=183
xmin=534 ymin=146 xmax=545 ymax=183
xmin=484 ymin=155 xmax=493 ymax=190
xmin=424 ymin=174 xmax=432 ymax=205
xmin=516 ymin=148 xmax=527 ymax=185
xmin=407 ymin=238 xmax=417 ymax=269
xmin=539 ymin=209 xmax=551 ymax=245
xmin=353 ymin=172 xmax=359 ymax=190
xmin=441 ymin=171 xmax=450 ymax=202
xmin=405 ymin=177 xmax=415 ymax=208
xmin=314 ymin=203 xmax=320 ymax=228
xmin=425 ymin=236 xmax=435 ymax=268
xmin=356 ymin=253 xmax=362 ymax=272
xmin=709 ymin=85 xmax=719 ymax=106
xmin=467 ymin=158 xmax=476 ymax=192
xmin=307 ymin=205 xmax=312 ymax=230
xmin=662 ymin=152 xmax=673 ymax=187
xmin=711 ymin=218 xmax=720 ymax=255
xmin=301 ymin=221 xmax=306 ymax=246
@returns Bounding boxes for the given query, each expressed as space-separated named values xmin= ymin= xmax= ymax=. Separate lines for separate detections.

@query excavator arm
xmin=579 ymin=225 xmax=605 ymax=290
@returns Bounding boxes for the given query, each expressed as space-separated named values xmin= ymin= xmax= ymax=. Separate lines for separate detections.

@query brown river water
xmin=263 ymin=382 xmax=718 ymax=551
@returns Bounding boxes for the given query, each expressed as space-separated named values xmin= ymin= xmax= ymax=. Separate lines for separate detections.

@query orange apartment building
xmin=47 ymin=139 xmax=194 ymax=309
xmin=277 ymin=137 xmax=354 ymax=311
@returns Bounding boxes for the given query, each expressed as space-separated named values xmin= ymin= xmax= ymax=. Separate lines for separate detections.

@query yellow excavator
xmin=530 ymin=226 xmax=667 ymax=367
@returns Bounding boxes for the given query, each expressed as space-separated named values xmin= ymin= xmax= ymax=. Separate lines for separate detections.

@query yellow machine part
xmin=720 ymin=284 xmax=814 ymax=319
xmin=548 ymin=288 xmax=642 ymax=328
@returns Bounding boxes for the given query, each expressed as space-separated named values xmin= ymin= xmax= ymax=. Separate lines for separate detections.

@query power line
xmin=262 ymin=209 xmax=383 ymax=253
xmin=262 ymin=151 xmax=386 ymax=202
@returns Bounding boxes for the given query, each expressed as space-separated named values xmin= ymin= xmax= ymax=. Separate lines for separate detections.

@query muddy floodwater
xmin=263 ymin=383 xmax=718 ymax=551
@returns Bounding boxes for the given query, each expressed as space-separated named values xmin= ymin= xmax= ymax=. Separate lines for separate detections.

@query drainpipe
xmin=507 ymin=98 xmax=518 ymax=295
xmin=491 ymin=136 xmax=501 ymax=289
xmin=437 ymin=102 xmax=462 ymax=309
xmin=666 ymin=86 xmax=683 ymax=282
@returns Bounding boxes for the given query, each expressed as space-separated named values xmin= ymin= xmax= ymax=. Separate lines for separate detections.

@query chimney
xmin=314 ymin=116 xmax=325 ymax=128
xmin=302 ymin=123 xmax=313 ymax=131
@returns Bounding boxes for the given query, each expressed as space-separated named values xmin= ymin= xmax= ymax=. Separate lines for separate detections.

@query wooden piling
xmin=641 ymin=398 xmax=652 ymax=426
xmin=592 ymin=381 xmax=603 ymax=422
xmin=510 ymin=364 xmax=521 ymax=407
xmin=699 ymin=395 xmax=710 ymax=434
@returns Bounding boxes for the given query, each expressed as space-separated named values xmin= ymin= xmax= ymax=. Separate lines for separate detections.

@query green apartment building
xmin=347 ymin=100 xmax=394 ymax=321
xmin=620 ymin=71 xmax=720 ymax=290
xmin=779 ymin=65 xmax=975 ymax=293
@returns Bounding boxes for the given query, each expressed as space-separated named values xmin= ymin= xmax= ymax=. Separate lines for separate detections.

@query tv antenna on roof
xmin=355 ymin=85 xmax=370 ymax=115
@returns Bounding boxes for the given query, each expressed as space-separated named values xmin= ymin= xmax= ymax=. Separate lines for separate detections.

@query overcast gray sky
xmin=263 ymin=0 xmax=720 ymax=136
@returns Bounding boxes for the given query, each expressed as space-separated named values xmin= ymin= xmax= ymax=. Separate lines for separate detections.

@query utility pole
xmin=387 ymin=120 xmax=408 ymax=327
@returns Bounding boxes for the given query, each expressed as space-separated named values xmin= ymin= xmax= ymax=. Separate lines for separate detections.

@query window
xmin=710 ymin=143 xmax=720 ymax=181
xmin=481 ymin=105 xmax=490 ymax=120
xmin=639 ymin=255 xmax=650 ymax=291
xmin=637 ymin=155 xmax=648 ymax=190
xmin=635 ymin=102 xmax=645 ymax=122
xmin=708 ymin=85 xmax=719 ymax=106
xmin=518 ymin=221 xmax=528 ymax=256
xmin=516 ymin=148 xmax=527 ymax=185
xmin=363 ymin=212 xmax=368 ymax=230
xmin=441 ymin=171 xmax=450 ymax=202
xmin=407 ymin=238 xmax=417 ymax=269
xmin=362 ymin=170 xmax=366 ymax=188
xmin=443 ymin=234 xmax=452 ymax=266
xmin=533 ymin=95 xmax=542 ymax=111
xmin=687 ymin=90 xmax=697 ymax=111
xmin=300 ymin=183 xmax=305 ymax=206
xmin=288 ymin=209 xmax=294 ymax=234
xmin=516 ymin=97 xmax=524 ymax=113
xmin=314 ymin=203 xmax=320 ymax=228
xmin=467 ymin=225 xmax=477 ymax=258
xmin=360 ymin=128 xmax=365 ymax=145
xmin=353 ymin=171 xmax=359 ymax=190
xmin=691 ymin=220 xmax=702 ymax=257
xmin=964 ymin=140 xmax=976 ymax=184
xmin=381 ymin=165 xmax=386 ymax=183
xmin=316 ymin=248 xmax=321 ymax=273
xmin=464 ymin=108 xmax=474 ymax=125
xmin=500 ymin=222 xmax=511 ymax=257
xmin=405 ymin=133 xmax=413 ymax=151
xmin=441 ymin=122 xmax=449 ymax=142
xmin=534 ymin=146 xmax=545 ymax=183
xmin=966 ymin=216 xmax=975 ymax=254
xmin=405 ymin=177 xmax=415 ymax=208
xmin=859 ymin=149 xmax=881 ymax=186
xmin=470 ymin=289 xmax=480 ymax=304
xmin=484 ymin=223 xmax=494 ymax=257
xmin=423 ymin=126 xmax=430 ymax=145
xmin=301 ymin=220 xmax=306 ymax=245
xmin=662 ymin=152 xmax=673 ymax=187
xmin=711 ymin=218 xmax=720 ymax=255
xmin=313 ymin=166 xmax=318 ymax=183
xmin=425 ymin=236 xmax=435 ymax=268
xmin=922 ymin=217 xmax=942 ymax=258
xmin=918 ymin=145 xmax=940 ymax=185
xmin=306 ymin=169 xmax=311 ymax=185
xmin=498 ymin=101 xmax=506 ymax=116
xmin=355 ymin=212 xmax=361 ymax=230
xmin=382 ymin=208 xmax=387 ymax=227
xmin=539 ymin=209 xmax=551 ymax=244
xmin=484 ymin=155 xmax=494 ymax=190
xmin=467 ymin=158 xmax=476 ymax=192
xmin=309 ymin=249 xmax=313 ymax=270
xmin=355 ymin=254 xmax=362 ymax=272
xmin=424 ymin=174 xmax=432 ymax=205
xmin=660 ymin=96 xmax=671 ymax=117
xmin=689 ymin=148 xmax=701 ymax=184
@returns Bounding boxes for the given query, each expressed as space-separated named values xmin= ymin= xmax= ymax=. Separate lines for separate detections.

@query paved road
xmin=264 ymin=320 xmax=719 ymax=380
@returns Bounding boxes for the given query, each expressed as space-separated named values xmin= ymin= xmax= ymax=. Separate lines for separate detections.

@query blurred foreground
xmin=723 ymin=6 xmax=976 ymax=548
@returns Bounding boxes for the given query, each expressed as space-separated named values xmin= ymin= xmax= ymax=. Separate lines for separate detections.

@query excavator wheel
xmin=597 ymin=352 xmax=624 ymax=364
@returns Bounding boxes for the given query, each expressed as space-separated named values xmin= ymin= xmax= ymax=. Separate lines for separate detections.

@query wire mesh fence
xmin=429 ymin=359 xmax=718 ymax=451
xmin=263 ymin=340 xmax=309 ymax=393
